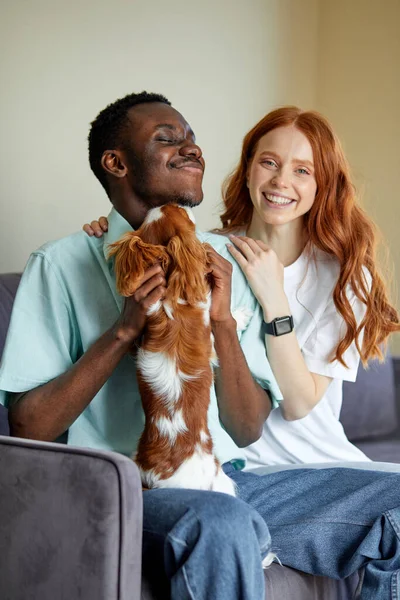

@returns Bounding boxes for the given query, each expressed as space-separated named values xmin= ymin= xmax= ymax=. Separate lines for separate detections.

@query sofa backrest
xmin=0 ymin=274 xmax=22 ymax=435
xmin=0 ymin=273 xmax=22 ymax=358
xmin=341 ymin=355 xmax=398 ymax=441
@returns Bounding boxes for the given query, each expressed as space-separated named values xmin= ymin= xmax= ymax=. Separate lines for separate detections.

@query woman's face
xmin=247 ymin=125 xmax=317 ymax=229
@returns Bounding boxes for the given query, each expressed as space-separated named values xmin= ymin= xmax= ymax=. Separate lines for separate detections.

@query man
xmin=1 ymin=92 xmax=400 ymax=599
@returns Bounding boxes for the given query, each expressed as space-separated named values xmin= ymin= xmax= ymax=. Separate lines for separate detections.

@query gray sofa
xmin=0 ymin=272 xmax=399 ymax=599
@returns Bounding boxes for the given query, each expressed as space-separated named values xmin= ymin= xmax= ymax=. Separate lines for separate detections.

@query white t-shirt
xmin=243 ymin=246 xmax=371 ymax=469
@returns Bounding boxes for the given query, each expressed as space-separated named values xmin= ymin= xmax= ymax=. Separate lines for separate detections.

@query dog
xmin=108 ymin=204 xmax=236 ymax=496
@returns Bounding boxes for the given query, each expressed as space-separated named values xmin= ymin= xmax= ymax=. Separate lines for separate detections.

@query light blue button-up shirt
xmin=0 ymin=208 xmax=281 ymax=467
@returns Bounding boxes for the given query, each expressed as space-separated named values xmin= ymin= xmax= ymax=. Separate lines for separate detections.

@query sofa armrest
xmin=0 ymin=436 xmax=142 ymax=600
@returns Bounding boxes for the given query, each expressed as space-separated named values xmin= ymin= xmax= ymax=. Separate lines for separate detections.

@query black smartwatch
xmin=263 ymin=315 xmax=294 ymax=336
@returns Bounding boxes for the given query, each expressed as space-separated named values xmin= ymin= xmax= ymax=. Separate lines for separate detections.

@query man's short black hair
xmin=88 ymin=91 xmax=171 ymax=196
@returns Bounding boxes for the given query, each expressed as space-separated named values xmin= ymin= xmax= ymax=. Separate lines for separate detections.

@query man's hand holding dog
xmin=206 ymin=246 xmax=235 ymax=327
xmin=114 ymin=264 xmax=167 ymax=348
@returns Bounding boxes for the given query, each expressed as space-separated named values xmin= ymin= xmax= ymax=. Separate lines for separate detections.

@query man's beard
xmin=140 ymin=190 xmax=202 ymax=210
xmin=126 ymin=151 xmax=203 ymax=209
xmin=134 ymin=179 xmax=203 ymax=210
xmin=169 ymin=191 xmax=203 ymax=208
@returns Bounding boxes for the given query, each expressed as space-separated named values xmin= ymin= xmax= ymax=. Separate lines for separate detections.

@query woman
xmin=84 ymin=106 xmax=400 ymax=467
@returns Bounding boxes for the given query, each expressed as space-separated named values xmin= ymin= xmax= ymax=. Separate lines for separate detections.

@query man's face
xmin=112 ymin=103 xmax=205 ymax=226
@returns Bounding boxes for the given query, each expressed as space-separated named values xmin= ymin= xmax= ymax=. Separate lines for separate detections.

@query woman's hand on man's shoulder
xmin=83 ymin=217 xmax=108 ymax=237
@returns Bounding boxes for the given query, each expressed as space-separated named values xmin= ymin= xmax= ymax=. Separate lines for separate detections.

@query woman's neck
xmin=246 ymin=217 xmax=307 ymax=267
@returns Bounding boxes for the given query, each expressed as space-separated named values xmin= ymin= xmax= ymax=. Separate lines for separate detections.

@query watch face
xmin=275 ymin=317 xmax=293 ymax=335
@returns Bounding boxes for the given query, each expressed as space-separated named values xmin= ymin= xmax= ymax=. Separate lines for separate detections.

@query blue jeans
xmin=142 ymin=463 xmax=400 ymax=599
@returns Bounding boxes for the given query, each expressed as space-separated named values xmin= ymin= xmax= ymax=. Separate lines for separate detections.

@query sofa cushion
xmin=263 ymin=564 xmax=359 ymax=600
xmin=0 ymin=273 xmax=21 ymax=358
xmin=341 ymin=356 xmax=397 ymax=441
xmin=140 ymin=563 xmax=360 ymax=600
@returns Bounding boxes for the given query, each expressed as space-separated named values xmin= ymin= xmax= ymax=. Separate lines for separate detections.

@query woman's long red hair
xmin=220 ymin=106 xmax=399 ymax=365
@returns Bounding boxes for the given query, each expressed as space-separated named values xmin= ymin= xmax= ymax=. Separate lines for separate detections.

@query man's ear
xmin=101 ymin=150 xmax=127 ymax=179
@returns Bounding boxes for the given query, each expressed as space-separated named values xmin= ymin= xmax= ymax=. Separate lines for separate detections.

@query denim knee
xmin=169 ymin=492 xmax=271 ymax=558
xmin=162 ymin=493 xmax=268 ymax=600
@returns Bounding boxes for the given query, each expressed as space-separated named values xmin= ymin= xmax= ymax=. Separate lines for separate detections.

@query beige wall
xmin=1 ymin=0 xmax=398 ymax=351
xmin=316 ymin=0 xmax=400 ymax=352
xmin=0 ymin=0 xmax=318 ymax=273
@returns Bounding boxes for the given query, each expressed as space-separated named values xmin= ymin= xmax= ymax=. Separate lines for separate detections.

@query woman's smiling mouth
xmin=263 ymin=192 xmax=296 ymax=208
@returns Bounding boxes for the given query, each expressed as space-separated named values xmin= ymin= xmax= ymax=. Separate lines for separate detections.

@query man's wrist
xmin=211 ymin=316 xmax=237 ymax=335
xmin=111 ymin=323 xmax=140 ymax=351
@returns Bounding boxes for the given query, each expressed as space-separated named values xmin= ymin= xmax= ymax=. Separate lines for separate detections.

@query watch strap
xmin=263 ymin=315 xmax=294 ymax=336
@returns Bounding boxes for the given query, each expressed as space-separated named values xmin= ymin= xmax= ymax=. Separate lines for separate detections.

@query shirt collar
xmin=102 ymin=208 xmax=134 ymax=262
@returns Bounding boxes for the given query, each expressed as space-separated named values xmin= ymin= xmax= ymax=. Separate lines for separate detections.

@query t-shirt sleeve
xmin=0 ymin=252 xmax=78 ymax=407
xmin=302 ymin=279 xmax=368 ymax=382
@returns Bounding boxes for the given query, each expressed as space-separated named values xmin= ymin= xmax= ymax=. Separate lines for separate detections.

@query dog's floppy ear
xmin=166 ymin=233 xmax=209 ymax=304
xmin=108 ymin=232 xmax=169 ymax=297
